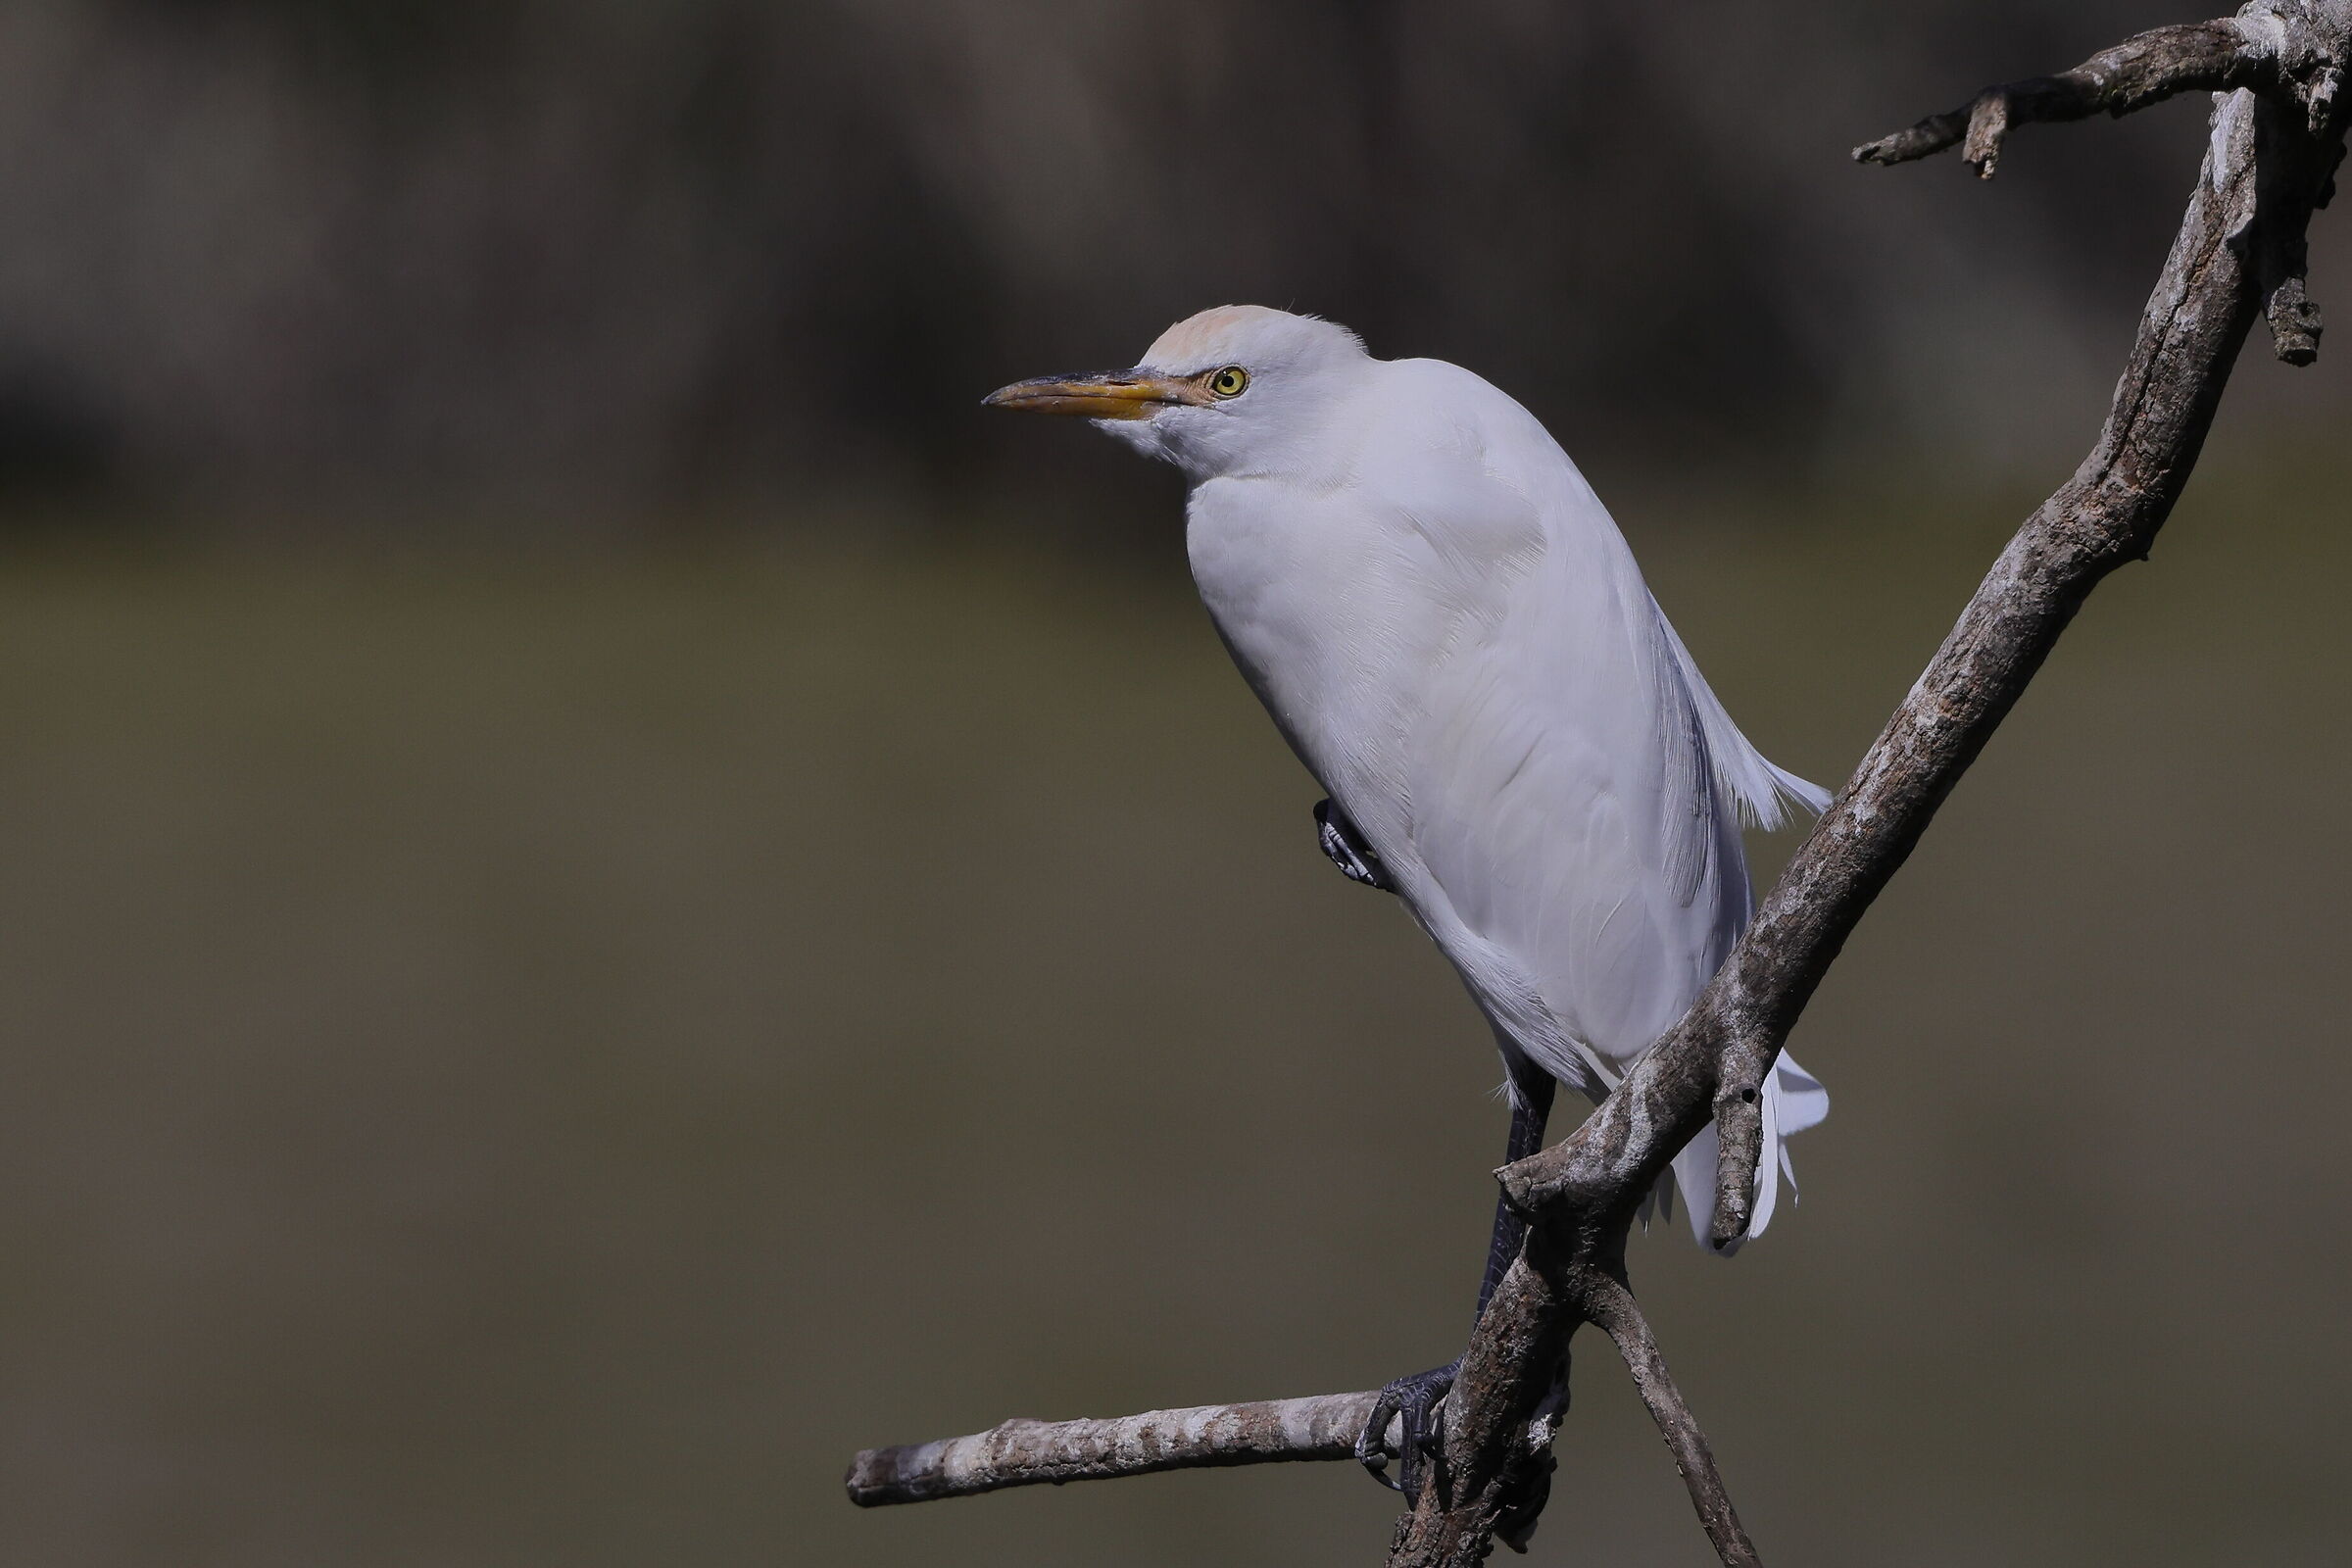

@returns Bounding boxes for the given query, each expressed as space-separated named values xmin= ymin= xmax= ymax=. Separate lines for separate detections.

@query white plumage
xmin=990 ymin=304 xmax=1827 ymax=1248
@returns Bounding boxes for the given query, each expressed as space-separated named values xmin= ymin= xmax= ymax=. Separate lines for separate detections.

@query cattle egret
xmin=985 ymin=305 xmax=1829 ymax=1497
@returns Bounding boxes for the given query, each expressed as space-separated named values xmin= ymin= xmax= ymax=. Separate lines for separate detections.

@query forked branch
xmin=849 ymin=7 xmax=2352 ymax=1564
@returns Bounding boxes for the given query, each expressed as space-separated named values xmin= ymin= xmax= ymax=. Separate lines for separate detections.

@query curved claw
xmin=1355 ymin=1359 xmax=1461 ymax=1501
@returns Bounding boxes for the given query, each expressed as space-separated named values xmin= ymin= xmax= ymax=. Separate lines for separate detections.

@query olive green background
xmin=0 ymin=446 xmax=2345 ymax=1565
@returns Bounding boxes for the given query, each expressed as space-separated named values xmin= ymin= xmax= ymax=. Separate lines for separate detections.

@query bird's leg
xmin=1356 ymin=1058 xmax=1557 ymax=1501
xmin=1314 ymin=799 xmax=1394 ymax=892
xmin=1477 ymin=1062 xmax=1556 ymax=1315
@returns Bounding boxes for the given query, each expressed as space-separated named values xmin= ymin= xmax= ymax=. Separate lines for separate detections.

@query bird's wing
xmin=1396 ymin=565 xmax=1747 ymax=1068
xmin=1357 ymin=365 xmax=1757 ymax=1069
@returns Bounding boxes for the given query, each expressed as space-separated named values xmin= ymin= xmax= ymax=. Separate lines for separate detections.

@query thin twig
xmin=1579 ymin=1271 xmax=1757 ymax=1568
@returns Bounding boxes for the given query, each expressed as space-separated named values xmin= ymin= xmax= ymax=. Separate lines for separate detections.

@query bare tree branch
xmin=847 ymin=1392 xmax=1389 ymax=1505
xmin=848 ymin=7 xmax=2352 ymax=1564
xmin=1848 ymin=0 xmax=2349 ymax=367
xmin=1581 ymin=1271 xmax=1756 ymax=1568
xmin=1851 ymin=20 xmax=2256 ymax=177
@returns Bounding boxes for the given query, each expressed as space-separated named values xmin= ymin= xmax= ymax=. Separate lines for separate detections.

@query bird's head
xmin=983 ymin=305 xmax=1370 ymax=479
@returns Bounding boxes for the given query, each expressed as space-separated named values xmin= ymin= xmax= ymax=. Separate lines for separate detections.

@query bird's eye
xmin=1207 ymin=366 xmax=1250 ymax=398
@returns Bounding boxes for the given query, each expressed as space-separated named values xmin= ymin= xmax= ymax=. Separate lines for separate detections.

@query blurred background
xmin=0 ymin=2 xmax=2345 ymax=1564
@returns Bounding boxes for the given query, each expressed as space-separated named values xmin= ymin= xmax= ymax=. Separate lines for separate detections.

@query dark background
xmin=0 ymin=4 xmax=2345 ymax=1565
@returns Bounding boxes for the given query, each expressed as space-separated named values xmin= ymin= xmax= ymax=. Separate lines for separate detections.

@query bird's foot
xmin=1355 ymin=1357 xmax=1460 ymax=1501
xmin=1315 ymin=799 xmax=1395 ymax=893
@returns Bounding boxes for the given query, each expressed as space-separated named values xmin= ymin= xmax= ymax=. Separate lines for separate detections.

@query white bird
xmin=985 ymin=304 xmax=1828 ymax=1495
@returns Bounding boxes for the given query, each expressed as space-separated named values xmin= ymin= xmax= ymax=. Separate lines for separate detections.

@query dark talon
xmin=1315 ymin=799 xmax=1395 ymax=892
xmin=1355 ymin=1358 xmax=1460 ymax=1500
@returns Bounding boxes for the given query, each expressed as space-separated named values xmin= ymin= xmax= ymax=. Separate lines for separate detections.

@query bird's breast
xmin=1183 ymin=475 xmax=1528 ymax=838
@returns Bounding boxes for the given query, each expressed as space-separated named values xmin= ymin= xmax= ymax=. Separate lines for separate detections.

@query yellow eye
xmin=1207 ymin=366 xmax=1250 ymax=398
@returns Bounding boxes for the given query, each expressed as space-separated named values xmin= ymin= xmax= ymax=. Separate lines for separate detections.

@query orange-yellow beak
xmin=981 ymin=369 xmax=1211 ymax=419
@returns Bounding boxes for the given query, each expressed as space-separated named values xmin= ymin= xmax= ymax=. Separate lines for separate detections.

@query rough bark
xmin=848 ymin=7 xmax=2352 ymax=1563
xmin=846 ymin=1392 xmax=1387 ymax=1504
